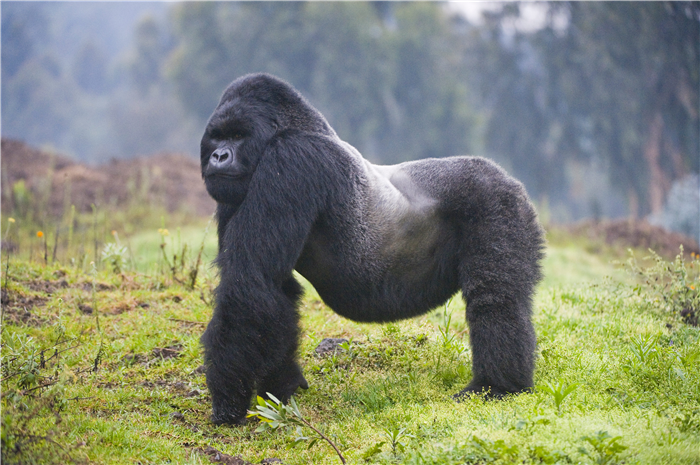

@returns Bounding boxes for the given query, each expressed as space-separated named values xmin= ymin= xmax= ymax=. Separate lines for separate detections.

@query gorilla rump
xmin=200 ymin=73 xmax=544 ymax=425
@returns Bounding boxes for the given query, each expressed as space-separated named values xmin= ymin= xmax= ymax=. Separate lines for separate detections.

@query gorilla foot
xmin=211 ymin=408 xmax=248 ymax=426
xmin=260 ymin=370 xmax=309 ymax=404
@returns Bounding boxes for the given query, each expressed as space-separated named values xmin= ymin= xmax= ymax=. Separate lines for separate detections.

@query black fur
xmin=200 ymin=73 xmax=545 ymax=425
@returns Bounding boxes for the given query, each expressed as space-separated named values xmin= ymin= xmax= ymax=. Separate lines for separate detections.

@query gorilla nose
xmin=210 ymin=148 xmax=233 ymax=168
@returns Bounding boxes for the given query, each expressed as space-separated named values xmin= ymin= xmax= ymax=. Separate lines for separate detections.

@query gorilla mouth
xmin=206 ymin=172 xmax=245 ymax=180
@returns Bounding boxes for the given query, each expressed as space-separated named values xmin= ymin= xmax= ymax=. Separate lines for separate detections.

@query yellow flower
xmin=37 ymin=231 xmax=44 ymax=238
xmin=8 ymin=218 xmax=15 ymax=223
xmin=158 ymin=228 xmax=169 ymax=236
xmin=112 ymin=230 xmax=117 ymax=236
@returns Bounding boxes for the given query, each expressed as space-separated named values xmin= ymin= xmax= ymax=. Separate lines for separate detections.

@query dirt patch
xmin=1 ymin=288 xmax=48 ymax=310
xmin=566 ymin=219 xmax=700 ymax=259
xmin=24 ymin=279 xmax=69 ymax=294
xmin=77 ymin=303 xmax=94 ymax=315
xmin=195 ymin=446 xmax=253 ymax=465
xmin=152 ymin=344 xmax=183 ymax=360
xmin=1 ymin=138 xmax=215 ymax=218
xmin=1 ymin=289 xmax=49 ymax=326
xmin=78 ymin=282 xmax=116 ymax=292
xmin=121 ymin=344 xmax=183 ymax=368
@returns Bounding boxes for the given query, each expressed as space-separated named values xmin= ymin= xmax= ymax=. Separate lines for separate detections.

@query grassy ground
xmin=1 ymin=221 xmax=699 ymax=465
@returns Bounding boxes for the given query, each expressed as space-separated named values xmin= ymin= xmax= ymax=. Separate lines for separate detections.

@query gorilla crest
xmin=200 ymin=73 xmax=545 ymax=425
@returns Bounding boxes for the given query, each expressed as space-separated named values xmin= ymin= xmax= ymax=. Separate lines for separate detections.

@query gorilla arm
xmin=201 ymin=132 xmax=339 ymax=424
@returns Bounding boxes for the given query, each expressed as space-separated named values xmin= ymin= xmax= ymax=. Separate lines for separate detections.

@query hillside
xmin=1 ymin=138 xmax=215 ymax=219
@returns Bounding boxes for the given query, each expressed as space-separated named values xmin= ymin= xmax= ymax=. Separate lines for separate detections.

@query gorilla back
xmin=200 ymin=73 xmax=545 ymax=425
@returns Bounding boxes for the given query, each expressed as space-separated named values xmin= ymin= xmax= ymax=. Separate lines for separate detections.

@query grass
xmin=1 ymin=217 xmax=699 ymax=464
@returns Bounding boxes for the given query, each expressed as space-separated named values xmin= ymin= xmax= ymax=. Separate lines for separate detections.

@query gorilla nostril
xmin=211 ymin=148 xmax=232 ymax=166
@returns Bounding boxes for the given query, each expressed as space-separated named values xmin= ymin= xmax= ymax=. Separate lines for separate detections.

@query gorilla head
xmin=199 ymin=73 xmax=544 ymax=425
xmin=201 ymin=74 xmax=335 ymax=206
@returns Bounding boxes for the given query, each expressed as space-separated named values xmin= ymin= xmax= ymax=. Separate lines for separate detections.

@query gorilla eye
xmin=231 ymin=133 xmax=245 ymax=140
xmin=209 ymin=128 xmax=224 ymax=140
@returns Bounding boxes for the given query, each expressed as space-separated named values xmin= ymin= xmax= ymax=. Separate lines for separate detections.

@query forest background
xmin=2 ymin=1 xmax=699 ymax=237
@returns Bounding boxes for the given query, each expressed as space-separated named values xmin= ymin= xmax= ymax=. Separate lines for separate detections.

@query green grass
xmin=1 ymin=227 xmax=699 ymax=464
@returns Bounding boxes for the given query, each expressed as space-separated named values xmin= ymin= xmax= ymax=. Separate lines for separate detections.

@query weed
xmin=629 ymin=333 xmax=659 ymax=364
xmin=1 ymin=330 xmax=84 ymax=464
xmin=247 ymin=394 xmax=346 ymax=464
xmin=538 ymin=380 xmax=580 ymax=415
xmin=578 ymin=431 xmax=628 ymax=465
xmin=528 ymin=445 xmax=570 ymax=464
xmin=622 ymin=247 xmax=700 ymax=326
xmin=512 ymin=415 xmax=551 ymax=432
xmin=382 ymin=426 xmax=414 ymax=458
xmin=467 ymin=435 xmax=519 ymax=462
xmin=101 ymin=242 xmax=128 ymax=274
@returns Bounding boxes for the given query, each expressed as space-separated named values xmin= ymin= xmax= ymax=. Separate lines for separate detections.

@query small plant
xmin=437 ymin=299 xmax=464 ymax=352
xmin=467 ymin=436 xmax=519 ymax=462
xmin=101 ymin=242 xmax=128 ymax=274
xmin=623 ymin=247 xmax=699 ymax=326
xmin=578 ymin=431 xmax=628 ymax=465
xmin=3 ymin=217 xmax=16 ymax=239
xmin=538 ymin=380 xmax=580 ymax=415
xmin=247 ymin=394 xmax=346 ymax=464
xmin=512 ymin=414 xmax=550 ymax=432
xmin=337 ymin=339 xmax=355 ymax=358
xmin=629 ymin=333 xmax=658 ymax=364
xmin=528 ymin=445 xmax=569 ymax=464
xmin=382 ymin=426 xmax=414 ymax=458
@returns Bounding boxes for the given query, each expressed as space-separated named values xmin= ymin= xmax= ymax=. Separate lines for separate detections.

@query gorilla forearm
xmin=202 ymin=274 xmax=304 ymax=424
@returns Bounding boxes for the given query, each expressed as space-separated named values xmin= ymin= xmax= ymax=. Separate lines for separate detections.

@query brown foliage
xmin=1 ymin=138 xmax=214 ymax=218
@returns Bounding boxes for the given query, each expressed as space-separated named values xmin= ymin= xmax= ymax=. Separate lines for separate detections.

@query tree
xmin=166 ymin=2 xmax=477 ymax=164
xmin=539 ymin=2 xmax=699 ymax=216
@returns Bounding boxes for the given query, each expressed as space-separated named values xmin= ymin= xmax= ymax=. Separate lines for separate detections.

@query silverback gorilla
xmin=200 ymin=73 xmax=544 ymax=425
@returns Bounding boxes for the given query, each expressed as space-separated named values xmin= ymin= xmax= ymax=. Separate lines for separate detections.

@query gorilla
xmin=200 ymin=73 xmax=544 ymax=425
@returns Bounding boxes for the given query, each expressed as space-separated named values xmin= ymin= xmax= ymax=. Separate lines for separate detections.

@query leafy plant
xmin=629 ymin=334 xmax=658 ymax=364
xmin=247 ymin=394 xmax=346 ymax=464
xmin=538 ymin=380 xmax=580 ymax=415
xmin=101 ymin=242 xmax=128 ymax=274
xmin=623 ymin=247 xmax=699 ymax=326
xmin=528 ymin=445 xmax=570 ymax=464
xmin=467 ymin=435 xmax=519 ymax=462
xmin=382 ymin=426 xmax=414 ymax=458
xmin=512 ymin=415 xmax=551 ymax=432
xmin=578 ymin=431 xmax=628 ymax=465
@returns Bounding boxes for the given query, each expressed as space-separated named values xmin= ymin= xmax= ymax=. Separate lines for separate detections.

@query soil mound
xmin=567 ymin=218 xmax=700 ymax=258
xmin=1 ymin=138 xmax=214 ymax=218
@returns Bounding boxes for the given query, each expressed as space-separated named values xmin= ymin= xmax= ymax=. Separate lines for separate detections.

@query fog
xmin=2 ymin=2 xmax=698 ymax=239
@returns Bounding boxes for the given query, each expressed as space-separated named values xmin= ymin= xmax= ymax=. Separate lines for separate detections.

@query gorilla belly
xmin=295 ymin=162 xmax=460 ymax=322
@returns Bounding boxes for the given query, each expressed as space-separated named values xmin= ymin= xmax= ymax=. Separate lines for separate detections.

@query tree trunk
xmin=642 ymin=112 xmax=668 ymax=215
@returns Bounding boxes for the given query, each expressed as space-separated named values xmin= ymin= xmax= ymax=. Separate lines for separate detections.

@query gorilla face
xmin=201 ymin=128 xmax=251 ymax=206
xmin=200 ymin=101 xmax=267 ymax=206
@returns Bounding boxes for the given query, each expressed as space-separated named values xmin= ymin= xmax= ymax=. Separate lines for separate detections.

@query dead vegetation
xmin=1 ymin=138 xmax=214 ymax=219
xmin=565 ymin=218 xmax=699 ymax=259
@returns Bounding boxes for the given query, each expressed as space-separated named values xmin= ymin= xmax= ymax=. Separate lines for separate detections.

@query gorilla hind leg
xmin=457 ymin=296 xmax=536 ymax=398
xmin=456 ymin=217 xmax=542 ymax=398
